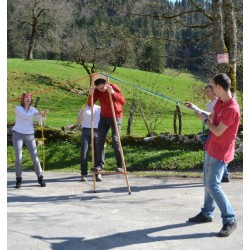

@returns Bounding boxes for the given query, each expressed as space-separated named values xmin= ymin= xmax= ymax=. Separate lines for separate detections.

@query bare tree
xmin=63 ymin=23 xmax=134 ymax=76
xmin=8 ymin=0 xmax=75 ymax=60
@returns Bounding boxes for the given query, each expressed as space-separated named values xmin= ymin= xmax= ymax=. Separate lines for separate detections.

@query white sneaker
xmin=96 ymin=174 xmax=103 ymax=182
xmin=81 ymin=175 xmax=87 ymax=182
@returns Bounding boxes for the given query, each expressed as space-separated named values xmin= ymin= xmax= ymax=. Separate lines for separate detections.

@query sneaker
xmin=15 ymin=177 xmax=22 ymax=188
xmin=91 ymin=167 xmax=103 ymax=172
xmin=96 ymin=174 xmax=103 ymax=182
xmin=116 ymin=167 xmax=124 ymax=173
xmin=38 ymin=175 xmax=46 ymax=187
xmin=81 ymin=175 xmax=87 ymax=182
xmin=218 ymin=220 xmax=237 ymax=237
xmin=188 ymin=212 xmax=212 ymax=223
xmin=221 ymin=176 xmax=230 ymax=183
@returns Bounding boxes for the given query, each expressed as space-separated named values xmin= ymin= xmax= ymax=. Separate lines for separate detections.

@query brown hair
xmin=20 ymin=93 xmax=32 ymax=108
xmin=204 ymin=84 xmax=214 ymax=91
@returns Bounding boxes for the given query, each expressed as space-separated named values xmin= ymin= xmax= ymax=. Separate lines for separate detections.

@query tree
xmin=212 ymin=0 xmax=237 ymax=92
xmin=8 ymin=0 xmax=74 ymax=60
xmin=120 ymin=0 xmax=242 ymax=90
xmin=63 ymin=20 xmax=134 ymax=76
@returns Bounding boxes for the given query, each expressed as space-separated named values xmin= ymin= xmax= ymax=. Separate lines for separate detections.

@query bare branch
xmin=174 ymin=17 xmax=212 ymax=29
xmin=189 ymin=0 xmax=212 ymax=20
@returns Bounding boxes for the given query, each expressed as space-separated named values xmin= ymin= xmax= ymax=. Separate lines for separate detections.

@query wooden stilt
xmin=107 ymin=78 xmax=131 ymax=194
xmin=90 ymin=76 xmax=96 ymax=193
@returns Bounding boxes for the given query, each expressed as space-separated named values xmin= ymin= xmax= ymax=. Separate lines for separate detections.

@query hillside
xmin=7 ymin=59 xmax=243 ymax=175
xmin=8 ymin=58 xmax=240 ymax=136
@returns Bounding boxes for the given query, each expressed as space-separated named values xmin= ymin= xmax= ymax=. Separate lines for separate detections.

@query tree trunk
xmin=26 ymin=21 xmax=37 ymax=60
xmin=212 ymin=0 xmax=230 ymax=74
xmin=223 ymin=0 xmax=237 ymax=92
xmin=212 ymin=0 xmax=237 ymax=91
xmin=26 ymin=39 xmax=34 ymax=60
xmin=126 ymin=100 xmax=136 ymax=136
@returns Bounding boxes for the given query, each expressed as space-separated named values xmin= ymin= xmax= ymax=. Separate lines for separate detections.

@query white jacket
xmin=12 ymin=106 xmax=40 ymax=134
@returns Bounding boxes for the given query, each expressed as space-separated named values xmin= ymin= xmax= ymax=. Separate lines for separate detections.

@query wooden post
xmin=90 ymin=75 xmax=96 ymax=192
xmin=107 ymin=78 xmax=131 ymax=194
xmin=173 ymin=102 xmax=182 ymax=135
xmin=173 ymin=110 xmax=177 ymax=134
xmin=176 ymin=103 xmax=182 ymax=135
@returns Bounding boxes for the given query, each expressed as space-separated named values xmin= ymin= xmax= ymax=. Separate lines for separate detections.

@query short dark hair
xmin=213 ymin=73 xmax=231 ymax=91
xmin=94 ymin=78 xmax=106 ymax=86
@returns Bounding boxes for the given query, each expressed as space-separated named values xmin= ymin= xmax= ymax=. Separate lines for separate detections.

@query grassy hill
xmin=7 ymin=58 xmax=243 ymax=175
xmin=7 ymin=58 xmax=227 ymax=135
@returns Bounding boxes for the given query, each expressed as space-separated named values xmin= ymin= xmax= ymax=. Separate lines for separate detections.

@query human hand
xmin=196 ymin=112 xmax=207 ymax=121
xmin=89 ymin=87 xmax=94 ymax=95
xmin=106 ymin=84 xmax=115 ymax=94
xmin=184 ymin=101 xmax=194 ymax=108
xmin=40 ymin=109 xmax=49 ymax=117
xmin=184 ymin=101 xmax=201 ymax=112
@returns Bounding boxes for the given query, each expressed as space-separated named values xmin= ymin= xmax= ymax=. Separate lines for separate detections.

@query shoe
xmin=81 ymin=175 xmax=87 ymax=182
xmin=218 ymin=220 xmax=237 ymax=237
xmin=38 ymin=175 xmax=46 ymax=187
xmin=221 ymin=176 xmax=230 ymax=183
xmin=96 ymin=174 xmax=103 ymax=182
xmin=116 ymin=167 xmax=124 ymax=172
xmin=91 ymin=167 xmax=103 ymax=172
xmin=15 ymin=177 xmax=22 ymax=188
xmin=188 ymin=212 xmax=212 ymax=223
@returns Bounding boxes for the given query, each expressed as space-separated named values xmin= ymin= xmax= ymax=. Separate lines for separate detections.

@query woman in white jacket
xmin=12 ymin=93 xmax=48 ymax=188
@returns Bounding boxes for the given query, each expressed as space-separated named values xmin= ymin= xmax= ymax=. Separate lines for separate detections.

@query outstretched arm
xmin=184 ymin=101 xmax=212 ymax=119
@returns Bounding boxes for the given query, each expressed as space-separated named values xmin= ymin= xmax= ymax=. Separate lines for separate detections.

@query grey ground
xmin=7 ymin=171 xmax=243 ymax=250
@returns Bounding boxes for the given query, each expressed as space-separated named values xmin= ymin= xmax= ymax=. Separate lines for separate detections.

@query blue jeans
xmin=201 ymin=152 xmax=235 ymax=224
xmin=96 ymin=117 xmax=123 ymax=169
xmin=80 ymin=128 xmax=98 ymax=175
xmin=223 ymin=165 xmax=229 ymax=178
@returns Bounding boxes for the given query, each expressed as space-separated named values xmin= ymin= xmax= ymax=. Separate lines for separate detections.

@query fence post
xmin=173 ymin=102 xmax=182 ymax=135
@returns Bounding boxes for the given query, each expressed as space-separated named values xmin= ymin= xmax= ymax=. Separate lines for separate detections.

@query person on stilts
xmin=88 ymin=78 xmax=126 ymax=174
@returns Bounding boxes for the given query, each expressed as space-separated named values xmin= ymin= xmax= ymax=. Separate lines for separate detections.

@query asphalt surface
xmin=7 ymin=171 xmax=243 ymax=250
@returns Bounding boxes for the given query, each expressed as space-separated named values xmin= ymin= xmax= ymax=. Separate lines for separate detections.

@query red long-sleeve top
xmin=87 ymin=83 xmax=126 ymax=118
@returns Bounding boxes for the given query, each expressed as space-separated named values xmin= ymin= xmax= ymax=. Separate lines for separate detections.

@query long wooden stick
xmin=107 ymin=78 xmax=131 ymax=194
xmin=90 ymin=76 xmax=96 ymax=192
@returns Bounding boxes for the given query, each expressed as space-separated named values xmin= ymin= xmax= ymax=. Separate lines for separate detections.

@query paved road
xmin=7 ymin=171 xmax=243 ymax=250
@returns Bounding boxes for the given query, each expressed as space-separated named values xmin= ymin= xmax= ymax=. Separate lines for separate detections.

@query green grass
xmin=7 ymin=58 xmax=243 ymax=174
xmin=7 ymin=139 xmax=243 ymax=176
xmin=8 ymin=58 xmax=237 ymax=135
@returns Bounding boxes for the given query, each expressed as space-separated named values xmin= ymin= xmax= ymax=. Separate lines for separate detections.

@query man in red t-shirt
xmin=88 ymin=78 xmax=126 ymax=174
xmin=185 ymin=73 xmax=240 ymax=237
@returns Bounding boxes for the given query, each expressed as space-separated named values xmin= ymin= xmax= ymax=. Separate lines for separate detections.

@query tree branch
xmin=189 ymin=0 xmax=212 ymax=20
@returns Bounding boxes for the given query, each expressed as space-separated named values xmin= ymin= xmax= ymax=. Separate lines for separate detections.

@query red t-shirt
xmin=87 ymin=84 xmax=126 ymax=118
xmin=205 ymin=97 xmax=240 ymax=163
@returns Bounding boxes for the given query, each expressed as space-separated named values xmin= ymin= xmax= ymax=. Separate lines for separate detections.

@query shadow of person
xmin=32 ymin=222 xmax=217 ymax=250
